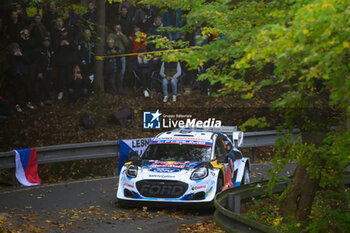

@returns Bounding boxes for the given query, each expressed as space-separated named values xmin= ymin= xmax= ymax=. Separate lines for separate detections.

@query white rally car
xmin=117 ymin=127 xmax=250 ymax=205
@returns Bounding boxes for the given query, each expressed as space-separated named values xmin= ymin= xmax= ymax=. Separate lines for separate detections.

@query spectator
xmin=51 ymin=17 xmax=65 ymax=47
xmin=63 ymin=9 xmax=81 ymax=42
xmin=132 ymin=49 xmax=153 ymax=98
xmin=29 ymin=14 xmax=48 ymax=48
xmin=107 ymin=24 xmax=129 ymax=81
xmin=130 ymin=26 xmax=147 ymax=55
xmin=55 ymin=27 xmax=76 ymax=100
xmin=68 ymin=65 xmax=88 ymax=106
xmin=37 ymin=37 xmax=54 ymax=106
xmin=104 ymin=38 xmax=122 ymax=96
xmin=160 ymin=60 xmax=181 ymax=103
xmin=78 ymin=28 xmax=95 ymax=80
xmin=14 ymin=1 xmax=29 ymax=24
xmin=118 ymin=0 xmax=136 ymax=21
xmin=148 ymin=16 xmax=163 ymax=36
xmin=135 ymin=4 xmax=154 ymax=33
xmin=116 ymin=6 xmax=133 ymax=37
xmin=4 ymin=10 xmax=26 ymax=43
xmin=83 ymin=1 xmax=96 ymax=31
xmin=162 ymin=9 xmax=184 ymax=41
xmin=18 ymin=27 xmax=40 ymax=102
xmin=42 ymin=1 xmax=58 ymax=32
xmin=8 ymin=43 xmax=35 ymax=112
xmin=147 ymin=16 xmax=165 ymax=51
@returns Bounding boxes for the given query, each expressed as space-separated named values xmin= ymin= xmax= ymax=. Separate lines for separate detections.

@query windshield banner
xmin=150 ymin=139 xmax=213 ymax=146
xmin=118 ymin=138 xmax=153 ymax=174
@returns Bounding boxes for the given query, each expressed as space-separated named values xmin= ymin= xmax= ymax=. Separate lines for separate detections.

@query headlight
xmin=190 ymin=167 xmax=208 ymax=180
xmin=126 ymin=165 xmax=138 ymax=178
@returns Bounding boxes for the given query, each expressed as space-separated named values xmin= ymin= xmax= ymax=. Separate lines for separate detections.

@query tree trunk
xmin=280 ymin=132 xmax=325 ymax=221
xmin=94 ymin=0 xmax=105 ymax=92
xmin=280 ymin=164 xmax=320 ymax=220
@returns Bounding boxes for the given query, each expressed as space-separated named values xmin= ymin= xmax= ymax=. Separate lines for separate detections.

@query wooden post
xmin=94 ymin=0 xmax=105 ymax=92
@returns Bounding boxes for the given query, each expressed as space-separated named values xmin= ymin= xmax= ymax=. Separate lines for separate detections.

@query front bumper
xmin=116 ymin=168 xmax=219 ymax=203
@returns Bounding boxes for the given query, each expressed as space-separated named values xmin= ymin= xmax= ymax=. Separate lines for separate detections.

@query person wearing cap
xmin=55 ymin=27 xmax=76 ymax=100
xmin=37 ymin=37 xmax=54 ymax=106
xmin=8 ymin=43 xmax=35 ymax=112
xmin=132 ymin=49 xmax=153 ymax=98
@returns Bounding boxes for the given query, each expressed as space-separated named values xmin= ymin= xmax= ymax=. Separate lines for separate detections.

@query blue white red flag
xmin=14 ymin=148 xmax=41 ymax=186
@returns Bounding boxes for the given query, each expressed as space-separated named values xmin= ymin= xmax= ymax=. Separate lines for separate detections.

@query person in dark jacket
xmin=147 ymin=16 xmax=165 ymax=51
xmin=8 ymin=43 xmax=35 ymax=112
xmin=160 ymin=60 xmax=181 ymax=103
xmin=50 ymin=17 xmax=65 ymax=47
xmin=116 ymin=6 xmax=133 ymax=37
xmin=18 ymin=28 xmax=41 ymax=103
xmin=77 ymin=28 xmax=95 ymax=79
xmin=68 ymin=64 xmax=88 ymax=106
xmin=37 ymin=37 xmax=54 ymax=106
xmin=4 ymin=10 xmax=26 ymax=43
xmin=134 ymin=4 xmax=154 ymax=33
xmin=132 ymin=49 xmax=153 ymax=98
xmin=83 ymin=1 xmax=96 ymax=31
xmin=104 ymin=39 xmax=122 ymax=96
xmin=29 ymin=14 xmax=48 ymax=48
xmin=42 ymin=1 xmax=58 ymax=33
xmin=55 ymin=27 xmax=76 ymax=100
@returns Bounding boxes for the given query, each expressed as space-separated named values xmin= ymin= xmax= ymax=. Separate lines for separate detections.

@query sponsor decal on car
xmin=149 ymin=167 xmax=181 ymax=173
xmin=192 ymin=185 xmax=206 ymax=190
xmin=150 ymin=139 xmax=213 ymax=146
xmin=150 ymin=161 xmax=187 ymax=168
xmin=125 ymin=183 xmax=134 ymax=189
xmin=148 ymin=174 xmax=176 ymax=178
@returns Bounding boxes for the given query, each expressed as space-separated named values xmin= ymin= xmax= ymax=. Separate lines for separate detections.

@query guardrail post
xmin=10 ymin=168 xmax=20 ymax=187
xmin=227 ymin=193 xmax=241 ymax=214
xmin=251 ymin=147 xmax=257 ymax=163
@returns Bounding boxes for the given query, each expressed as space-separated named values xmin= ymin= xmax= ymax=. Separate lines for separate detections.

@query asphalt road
xmin=0 ymin=163 xmax=296 ymax=233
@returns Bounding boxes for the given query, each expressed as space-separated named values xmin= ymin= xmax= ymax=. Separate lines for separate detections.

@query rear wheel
xmin=242 ymin=166 xmax=250 ymax=185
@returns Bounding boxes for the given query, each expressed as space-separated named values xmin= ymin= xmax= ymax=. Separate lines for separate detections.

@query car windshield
xmin=142 ymin=144 xmax=212 ymax=161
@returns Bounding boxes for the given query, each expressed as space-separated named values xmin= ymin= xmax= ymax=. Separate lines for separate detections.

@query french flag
xmin=14 ymin=148 xmax=41 ymax=186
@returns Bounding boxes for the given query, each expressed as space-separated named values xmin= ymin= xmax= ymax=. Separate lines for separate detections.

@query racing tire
xmin=216 ymin=177 xmax=223 ymax=193
xmin=242 ymin=166 xmax=250 ymax=185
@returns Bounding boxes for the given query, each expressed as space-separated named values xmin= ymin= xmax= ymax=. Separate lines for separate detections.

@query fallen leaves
xmin=178 ymin=219 xmax=225 ymax=233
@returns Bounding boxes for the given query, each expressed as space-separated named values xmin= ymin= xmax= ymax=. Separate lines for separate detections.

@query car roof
xmin=155 ymin=129 xmax=216 ymax=141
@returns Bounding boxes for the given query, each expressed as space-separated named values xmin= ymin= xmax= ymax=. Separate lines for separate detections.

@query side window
xmin=214 ymin=137 xmax=225 ymax=161
xmin=222 ymin=136 xmax=233 ymax=154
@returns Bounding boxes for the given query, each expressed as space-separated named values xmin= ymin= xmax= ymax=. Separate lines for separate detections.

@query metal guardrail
xmin=214 ymin=172 xmax=350 ymax=233
xmin=0 ymin=129 xmax=301 ymax=170
xmin=0 ymin=141 xmax=120 ymax=170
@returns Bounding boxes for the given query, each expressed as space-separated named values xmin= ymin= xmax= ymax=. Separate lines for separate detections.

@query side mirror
xmin=128 ymin=150 xmax=140 ymax=161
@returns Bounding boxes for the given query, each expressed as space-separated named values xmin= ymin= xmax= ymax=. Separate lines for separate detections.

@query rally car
xmin=116 ymin=127 xmax=250 ymax=205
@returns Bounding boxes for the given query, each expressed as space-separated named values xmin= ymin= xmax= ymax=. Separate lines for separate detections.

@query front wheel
xmin=216 ymin=177 xmax=223 ymax=193
xmin=242 ymin=167 xmax=250 ymax=185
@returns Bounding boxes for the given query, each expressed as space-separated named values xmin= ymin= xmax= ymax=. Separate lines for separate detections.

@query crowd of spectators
xmin=0 ymin=0 xmax=213 ymax=116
